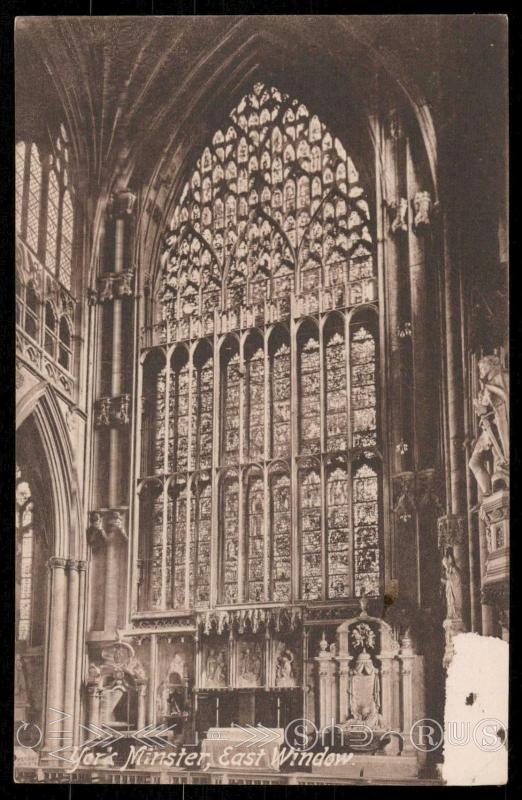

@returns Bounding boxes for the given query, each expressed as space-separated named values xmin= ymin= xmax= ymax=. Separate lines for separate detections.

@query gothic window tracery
xmin=16 ymin=127 xmax=75 ymax=292
xmin=145 ymin=81 xmax=381 ymax=611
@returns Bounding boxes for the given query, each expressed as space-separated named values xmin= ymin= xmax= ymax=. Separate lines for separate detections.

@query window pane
xmin=46 ymin=170 xmax=59 ymax=272
xmin=59 ymin=189 xmax=74 ymax=290
xmin=16 ymin=141 xmax=26 ymax=235
xmin=26 ymin=145 xmax=42 ymax=253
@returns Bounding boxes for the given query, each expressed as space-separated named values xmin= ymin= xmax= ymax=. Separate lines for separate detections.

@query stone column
xmin=73 ymin=560 xmax=88 ymax=747
xmin=63 ymin=560 xmax=80 ymax=735
xmin=44 ymin=557 xmax=68 ymax=751
xmin=104 ymin=512 xmax=126 ymax=633
xmin=87 ymin=682 xmax=101 ymax=729
xmin=378 ymin=653 xmax=394 ymax=731
xmin=336 ymin=655 xmax=351 ymax=723
xmin=148 ymin=635 xmax=158 ymax=726
xmin=315 ymin=634 xmax=336 ymax=730
xmin=137 ymin=681 xmax=147 ymax=730
xmin=398 ymin=632 xmax=415 ymax=756
xmin=103 ymin=191 xmax=135 ymax=633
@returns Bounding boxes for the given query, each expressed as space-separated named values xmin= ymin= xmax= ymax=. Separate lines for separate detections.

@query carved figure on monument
xmin=238 ymin=642 xmax=262 ymax=686
xmin=469 ymin=355 xmax=509 ymax=494
xmin=441 ymin=550 xmax=463 ymax=620
xmin=275 ymin=645 xmax=296 ymax=687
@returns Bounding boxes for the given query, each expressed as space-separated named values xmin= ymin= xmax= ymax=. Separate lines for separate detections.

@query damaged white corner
xmin=443 ymin=632 xmax=508 ymax=785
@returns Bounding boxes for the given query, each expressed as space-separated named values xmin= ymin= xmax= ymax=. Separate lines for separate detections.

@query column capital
xmin=48 ymin=556 xmax=67 ymax=570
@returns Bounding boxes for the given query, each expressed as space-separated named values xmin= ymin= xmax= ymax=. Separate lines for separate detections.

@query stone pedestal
xmin=481 ymin=489 xmax=509 ymax=586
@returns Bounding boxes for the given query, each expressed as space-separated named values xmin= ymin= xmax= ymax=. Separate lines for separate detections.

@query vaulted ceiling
xmin=15 ymin=15 xmax=507 ymax=290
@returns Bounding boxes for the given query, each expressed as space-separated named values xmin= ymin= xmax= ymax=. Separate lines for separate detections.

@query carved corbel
xmin=388 ymin=197 xmax=409 ymax=236
xmin=94 ymin=397 xmax=111 ymax=427
xmin=105 ymin=510 xmax=128 ymax=542
xmin=110 ymin=393 xmax=131 ymax=425
xmin=87 ymin=511 xmax=108 ymax=547
xmin=412 ymin=191 xmax=434 ymax=231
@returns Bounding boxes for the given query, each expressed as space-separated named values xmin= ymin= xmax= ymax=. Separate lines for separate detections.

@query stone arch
xmin=16 ymin=381 xmax=82 ymax=560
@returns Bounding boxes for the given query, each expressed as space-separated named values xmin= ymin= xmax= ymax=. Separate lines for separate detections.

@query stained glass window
xmin=148 ymin=81 xmax=381 ymax=610
xmin=326 ymin=323 xmax=348 ymax=451
xmin=270 ymin=472 xmax=291 ymax=601
xmin=192 ymin=348 xmax=213 ymax=470
xmin=169 ymin=349 xmax=190 ymax=473
xmin=194 ymin=481 xmax=211 ymax=607
xmin=299 ymin=330 xmax=321 ymax=454
xmin=222 ymin=345 xmax=240 ymax=465
xmin=222 ymin=476 xmax=239 ymax=603
xmin=270 ymin=338 xmax=291 ymax=458
xmin=327 ymin=464 xmax=350 ymax=598
xmin=245 ymin=340 xmax=264 ymax=460
xmin=172 ymin=482 xmax=187 ymax=607
xmin=351 ymin=326 xmax=377 ymax=448
xmin=246 ymin=475 xmax=265 ymax=602
xmin=300 ymin=469 xmax=322 ymax=600
xmin=353 ymin=464 xmax=380 ymax=597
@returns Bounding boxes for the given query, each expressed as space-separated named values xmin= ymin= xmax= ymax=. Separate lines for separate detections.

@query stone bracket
xmin=94 ymin=394 xmax=131 ymax=427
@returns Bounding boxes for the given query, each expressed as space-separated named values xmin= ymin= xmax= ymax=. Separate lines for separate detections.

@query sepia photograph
xmin=13 ymin=13 xmax=508 ymax=786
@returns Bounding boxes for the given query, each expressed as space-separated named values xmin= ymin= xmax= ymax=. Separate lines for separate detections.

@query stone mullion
xmin=210 ymin=334 xmax=222 ymax=607
xmin=319 ymin=315 xmax=327 ymax=600
xmin=344 ymin=311 xmax=355 ymax=597
xmin=161 ymin=354 xmax=170 ymax=610
xmin=263 ymin=329 xmax=270 ymax=601
xmin=290 ymin=317 xmax=300 ymax=601
xmin=184 ymin=350 xmax=195 ymax=607
xmin=238 ymin=336 xmax=246 ymax=602
xmin=149 ymin=634 xmax=158 ymax=726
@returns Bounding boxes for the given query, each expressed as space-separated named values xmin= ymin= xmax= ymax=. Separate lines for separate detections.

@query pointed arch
xmin=16 ymin=382 xmax=82 ymax=559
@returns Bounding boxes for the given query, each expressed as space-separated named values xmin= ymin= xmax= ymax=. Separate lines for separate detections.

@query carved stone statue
xmin=276 ymin=646 xmax=296 ymax=687
xmin=469 ymin=355 xmax=509 ymax=495
xmin=441 ymin=550 xmax=463 ymax=620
